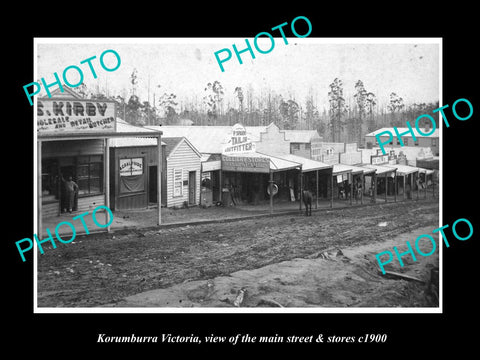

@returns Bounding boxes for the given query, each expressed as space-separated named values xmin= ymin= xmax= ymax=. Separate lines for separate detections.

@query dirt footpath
xmin=37 ymin=199 xmax=439 ymax=308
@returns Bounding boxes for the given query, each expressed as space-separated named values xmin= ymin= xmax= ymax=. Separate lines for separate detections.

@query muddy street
xmin=37 ymin=198 xmax=439 ymax=307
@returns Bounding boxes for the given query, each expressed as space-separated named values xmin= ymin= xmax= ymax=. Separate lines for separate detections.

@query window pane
xmin=90 ymin=178 xmax=101 ymax=193
xmin=77 ymin=156 xmax=90 ymax=164
xmin=78 ymin=179 xmax=89 ymax=195
xmin=90 ymin=155 xmax=102 ymax=163
xmin=77 ymin=165 xmax=89 ymax=178
xmin=90 ymin=163 xmax=102 ymax=177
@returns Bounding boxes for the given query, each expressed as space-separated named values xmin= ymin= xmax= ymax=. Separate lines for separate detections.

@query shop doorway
xmin=188 ymin=171 xmax=196 ymax=205
xmin=148 ymin=165 xmax=158 ymax=204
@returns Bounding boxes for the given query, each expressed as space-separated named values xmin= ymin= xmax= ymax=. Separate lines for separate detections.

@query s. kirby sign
xmin=37 ymin=99 xmax=116 ymax=134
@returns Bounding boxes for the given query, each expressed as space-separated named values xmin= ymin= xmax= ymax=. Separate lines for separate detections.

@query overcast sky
xmin=36 ymin=38 xmax=440 ymax=111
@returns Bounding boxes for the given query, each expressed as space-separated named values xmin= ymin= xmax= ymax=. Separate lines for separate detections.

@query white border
xmin=33 ymin=37 xmax=442 ymax=314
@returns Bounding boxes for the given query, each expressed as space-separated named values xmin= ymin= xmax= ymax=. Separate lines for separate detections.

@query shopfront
xmin=37 ymin=90 xmax=162 ymax=236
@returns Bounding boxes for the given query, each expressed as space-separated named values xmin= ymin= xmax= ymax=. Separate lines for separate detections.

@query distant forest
xmin=74 ymin=70 xmax=439 ymax=146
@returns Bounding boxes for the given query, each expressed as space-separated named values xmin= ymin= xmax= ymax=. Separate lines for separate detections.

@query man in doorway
xmin=62 ymin=175 xmax=79 ymax=213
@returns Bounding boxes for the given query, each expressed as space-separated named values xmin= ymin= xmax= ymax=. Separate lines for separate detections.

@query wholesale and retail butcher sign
xmin=37 ymin=99 xmax=116 ymax=134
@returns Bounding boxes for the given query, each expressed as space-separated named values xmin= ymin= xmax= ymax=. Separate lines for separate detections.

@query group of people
xmin=338 ymin=179 xmax=363 ymax=200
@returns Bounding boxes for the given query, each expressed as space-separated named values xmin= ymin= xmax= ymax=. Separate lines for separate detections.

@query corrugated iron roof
xmin=146 ymin=125 xmax=322 ymax=154
xmin=363 ymin=164 xmax=397 ymax=175
xmin=384 ymin=164 xmax=419 ymax=175
xmin=280 ymin=154 xmax=331 ymax=172
xmin=109 ymin=118 xmax=161 ymax=147
xmin=147 ymin=125 xmax=232 ymax=154
xmin=161 ymin=137 xmax=184 ymax=158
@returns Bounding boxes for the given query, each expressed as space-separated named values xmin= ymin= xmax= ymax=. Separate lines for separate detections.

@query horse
xmin=302 ymin=190 xmax=313 ymax=216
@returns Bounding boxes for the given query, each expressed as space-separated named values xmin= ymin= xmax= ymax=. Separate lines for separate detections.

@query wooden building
xmin=37 ymin=88 xmax=162 ymax=236
xmin=365 ymin=127 xmax=439 ymax=156
xmin=109 ymin=119 xmax=162 ymax=210
xmin=162 ymin=137 xmax=202 ymax=208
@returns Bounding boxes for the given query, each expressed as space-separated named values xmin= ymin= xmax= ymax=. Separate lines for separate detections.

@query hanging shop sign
xmin=119 ymin=158 xmax=143 ymax=176
xmin=221 ymin=155 xmax=270 ymax=173
xmin=222 ymin=123 xmax=256 ymax=154
xmin=371 ymin=154 xmax=389 ymax=165
xmin=372 ymin=149 xmax=397 ymax=165
xmin=267 ymin=183 xmax=279 ymax=196
xmin=37 ymin=99 xmax=116 ymax=134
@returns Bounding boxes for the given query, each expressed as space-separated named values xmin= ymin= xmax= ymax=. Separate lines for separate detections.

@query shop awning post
xmin=394 ymin=170 xmax=397 ymax=202
xmin=416 ymin=172 xmax=419 ymax=200
xmin=361 ymin=173 xmax=364 ymax=205
xmin=157 ymin=134 xmax=162 ymax=225
xmin=330 ymin=172 xmax=333 ymax=208
xmin=411 ymin=171 xmax=415 ymax=200
xmin=269 ymin=171 xmax=273 ymax=215
xmin=315 ymin=170 xmax=319 ymax=209
xmin=104 ymin=137 xmax=110 ymax=232
xmin=425 ymin=173 xmax=427 ymax=199
xmin=384 ymin=172 xmax=387 ymax=203
xmin=350 ymin=173 xmax=353 ymax=206
xmin=37 ymin=140 xmax=43 ymax=239
xmin=299 ymin=171 xmax=302 ymax=213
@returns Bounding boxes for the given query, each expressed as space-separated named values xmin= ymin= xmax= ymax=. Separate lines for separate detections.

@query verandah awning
xmin=384 ymin=164 xmax=419 ymax=176
xmin=363 ymin=164 xmax=398 ymax=175
xmin=273 ymin=153 xmax=332 ymax=172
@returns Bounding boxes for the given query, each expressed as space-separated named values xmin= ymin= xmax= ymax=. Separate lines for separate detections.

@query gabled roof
xmin=147 ymin=126 xmax=231 ymax=154
xmin=162 ymin=136 xmax=202 ymax=160
xmin=40 ymin=86 xmax=83 ymax=99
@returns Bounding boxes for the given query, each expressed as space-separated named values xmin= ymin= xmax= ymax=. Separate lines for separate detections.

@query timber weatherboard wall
xmin=164 ymin=138 xmax=202 ymax=208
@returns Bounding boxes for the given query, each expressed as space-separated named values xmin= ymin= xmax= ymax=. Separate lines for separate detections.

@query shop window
xmin=404 ymin=138 xmax=408 ymax=145
xmin=77 ymin=155 xmax=103 ymax=196
xmin=173 ymin=168 xmax=183 ymax=197
xmin=432 ymin=138 xmax=437 ymax=146
xmin=305 ymin=143 xmax=311 ymax=150
xmin=119 ymin=158 xmax=145 ymax=193
xmin=119 ymin=157 xmax=143 ymax=176
xmin=291 ymin=143 xmax=300 ymax=151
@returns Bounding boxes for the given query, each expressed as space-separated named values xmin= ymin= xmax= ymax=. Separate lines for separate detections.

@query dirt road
xmin=37 ymin=199 xmax=439 ymax=308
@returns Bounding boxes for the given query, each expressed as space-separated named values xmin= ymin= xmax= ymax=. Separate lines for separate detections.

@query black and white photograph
xmin=6 ymin=7 xmax=479 ymax=355
xmin=32 ymin=38 xmax=442 ymax=311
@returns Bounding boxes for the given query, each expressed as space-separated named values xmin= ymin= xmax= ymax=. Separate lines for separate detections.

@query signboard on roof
xmin=371 ymin=154 xmax=389 ymax=165
xmin=37 ymin=99 xmax=116 ymax=134
xmin=222 ymin=123 xmax=256 ymax=154
xmin=221 ymin=155 xmax=270 ymax=173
